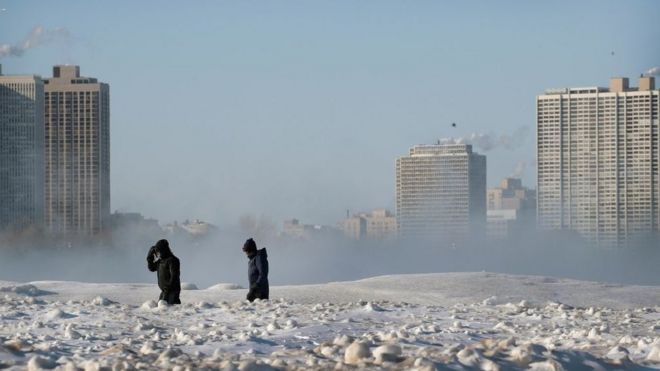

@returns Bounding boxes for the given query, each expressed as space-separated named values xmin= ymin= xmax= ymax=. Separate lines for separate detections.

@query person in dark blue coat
xmin=242 ymin=238 xmax=269 ymax=302
xmin=147 ymin=239 xmax=181 ymax=305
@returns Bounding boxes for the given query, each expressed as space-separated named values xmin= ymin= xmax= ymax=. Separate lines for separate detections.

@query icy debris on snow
xmin=181 ymin=282 xmax=198 ymax=290
xmin=364 ymin=301 xmax=384 ymax=312
xmin=0 ymin=284 xmax=51 ymax=297
xmin=1 ymin=274 xmax=660 ymax=369
xmin=140 ymin=300 xmax=157 ymax=310
xmin=157 ymin=300 xmax=169 ymax=309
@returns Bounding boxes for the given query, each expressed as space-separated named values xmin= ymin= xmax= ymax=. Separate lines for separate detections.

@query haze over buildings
xmin=486 ymin=178 xmax=536 ymax=239
xmin=537 ymin=76 xmax=659 ymax=246
xmin=340 ymin=209 xmax=397 ymax=240
xmin=44 ymin=65 xmax=110 ymax=236
xmin=0 ymin=65 xmax=44 ymax=231
xmin=396 ymin=143 xmax=486 ymax=241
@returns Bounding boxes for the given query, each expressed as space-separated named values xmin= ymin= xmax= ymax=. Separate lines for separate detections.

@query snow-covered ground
xmin=1 ymin=272 xmax=659 ymax=370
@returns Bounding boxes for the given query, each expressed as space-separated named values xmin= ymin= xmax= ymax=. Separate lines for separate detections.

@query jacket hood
xmin=258 ymin=248 xmax=267 ymax=257
xmin=155 ymin=239 xmax=174 ymax=258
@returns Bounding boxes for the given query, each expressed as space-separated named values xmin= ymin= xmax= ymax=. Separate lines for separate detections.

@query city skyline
xmin=1 ymin=1 xmax=659 ymax=227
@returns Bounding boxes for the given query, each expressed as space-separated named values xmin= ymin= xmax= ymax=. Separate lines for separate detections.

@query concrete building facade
xmin=44 ymin=65 xmax=110 ymax=236
xmin=341 ymin=209 xmax=397 ymax=240
xmin=486 ymin=178 xmax=536 ymax=239
xmin=396 ymin=143 xmax=486 ymax=241
xmin=537 ymin=76 xmax=659 ymax=246
xmin=0 ymin=65 xmax=45 ymax=231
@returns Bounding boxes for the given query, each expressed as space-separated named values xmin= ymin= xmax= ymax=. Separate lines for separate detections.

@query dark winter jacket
xmin=147 ymin=245 xmax=181 ymax=293
xmin=247 ymin=248 xmax=269 ymax=301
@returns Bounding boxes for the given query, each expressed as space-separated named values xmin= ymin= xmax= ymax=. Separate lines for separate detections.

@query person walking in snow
xmin=147 ymin=239 xmax=181 ymax=305
xmin=243 ymin=238 xmax=269 ymax=302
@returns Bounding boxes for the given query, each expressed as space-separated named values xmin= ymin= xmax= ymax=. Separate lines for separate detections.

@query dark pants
xmin=247 ymin=287 xmax=269 ymax=302
xmin=159 ymin=289 xmax=181 ymax=305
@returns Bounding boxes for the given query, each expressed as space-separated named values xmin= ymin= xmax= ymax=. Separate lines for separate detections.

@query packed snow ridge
xmin=0 ymin=272 xmax=659 ymax=370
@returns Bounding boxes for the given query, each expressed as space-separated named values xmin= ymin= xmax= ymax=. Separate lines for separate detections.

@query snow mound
xmin=0 ymin=284 xmax=51 ymax=297
xmin=207 ymin=283 xmax=244 ymax=290
xmin=181 ymin=282 xmax=198 ymax=290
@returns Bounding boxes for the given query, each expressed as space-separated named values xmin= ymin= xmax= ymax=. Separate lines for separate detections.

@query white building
xmin=537 ymin=76 xmax=659 ymax=246
xmin=396 ymin=143 xmax=486 ymax=241
xmin=0 ymin=65 xmax=45 ymax=231
xmin=44 ymin=65 xmax=110 ymax=236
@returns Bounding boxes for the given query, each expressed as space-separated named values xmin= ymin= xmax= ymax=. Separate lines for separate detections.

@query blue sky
xmin=1 ymin=0 xmax=658 ymax=226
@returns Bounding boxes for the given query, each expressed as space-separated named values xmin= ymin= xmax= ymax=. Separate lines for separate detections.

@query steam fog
xmin=1 ymin=224 xmax=658 ymax=289
xmin=0 ymin=25 xmax=70 ymax=59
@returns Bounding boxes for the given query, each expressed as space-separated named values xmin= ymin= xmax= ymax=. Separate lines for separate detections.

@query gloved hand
xmin=147 ymin=245 xmax=157 ymax=262
xmin=246 ymin=290 xmax=256 ymax=302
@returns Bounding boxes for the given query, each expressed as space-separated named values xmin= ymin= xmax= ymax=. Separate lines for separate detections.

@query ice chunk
xmin=344 ymin=341 xmax=370 ymax=365
xmin=91 ymin=296 xmax=113 ymax=306
xmin=373 ymin=344 xmax=402 ymax=363
xmin=27 ymin=355 xmax=56 ymax=370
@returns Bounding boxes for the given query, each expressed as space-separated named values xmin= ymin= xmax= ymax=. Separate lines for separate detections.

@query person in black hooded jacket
xmin=147 ymin=239 xmax=181 ymax=305
xmin=242 ymin=238 xmax=269 ymax=302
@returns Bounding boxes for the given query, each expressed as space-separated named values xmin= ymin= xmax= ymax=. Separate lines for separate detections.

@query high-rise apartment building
xmin=44 ymin=65 xmax=110 ymax=236
xmin=0 ymin=65 xmax=45 ymax=231
xmin=537 ymin=76 xmax=659 ymax=246
xmin=396 ymin=143 xmax=486 ymax=241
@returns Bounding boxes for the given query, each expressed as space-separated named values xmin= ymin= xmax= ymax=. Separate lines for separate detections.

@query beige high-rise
xmin=0 ymin=65 xmax=45 ymax=231
xmin=44 ymin=66 xmax=110 ymax=236
xmin=537 ymin=76 xmax=659 ymax=246
xmin=396 ymin=143 xmax=486 ymax=241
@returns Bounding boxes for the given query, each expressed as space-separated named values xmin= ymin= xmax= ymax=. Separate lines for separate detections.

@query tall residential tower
xmin=0 ymin=65 xmax=45 ymax=231
xmin=396 ymin=143 xmax=486 ymax=241
xmin=537 ymin=76 xmax=659 ymax=246
xmin=44 ymin=65 xmax=110 ymax=236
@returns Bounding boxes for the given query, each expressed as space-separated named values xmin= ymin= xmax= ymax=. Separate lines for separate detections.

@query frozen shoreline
xmin=3 ymin=271 xmax=659 ymax=309
xmin=1 ymin=272 xmax=659 ymax=370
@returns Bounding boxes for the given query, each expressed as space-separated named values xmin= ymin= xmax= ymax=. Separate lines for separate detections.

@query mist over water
xmin=0 ymin=226 xmax=658 ymax=288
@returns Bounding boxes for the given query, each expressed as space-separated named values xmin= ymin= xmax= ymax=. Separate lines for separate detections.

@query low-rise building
xmin=486 ymin=178 xmax=536 ymax=239
xmin=340 ymin=209 xmax=397 ymax=240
